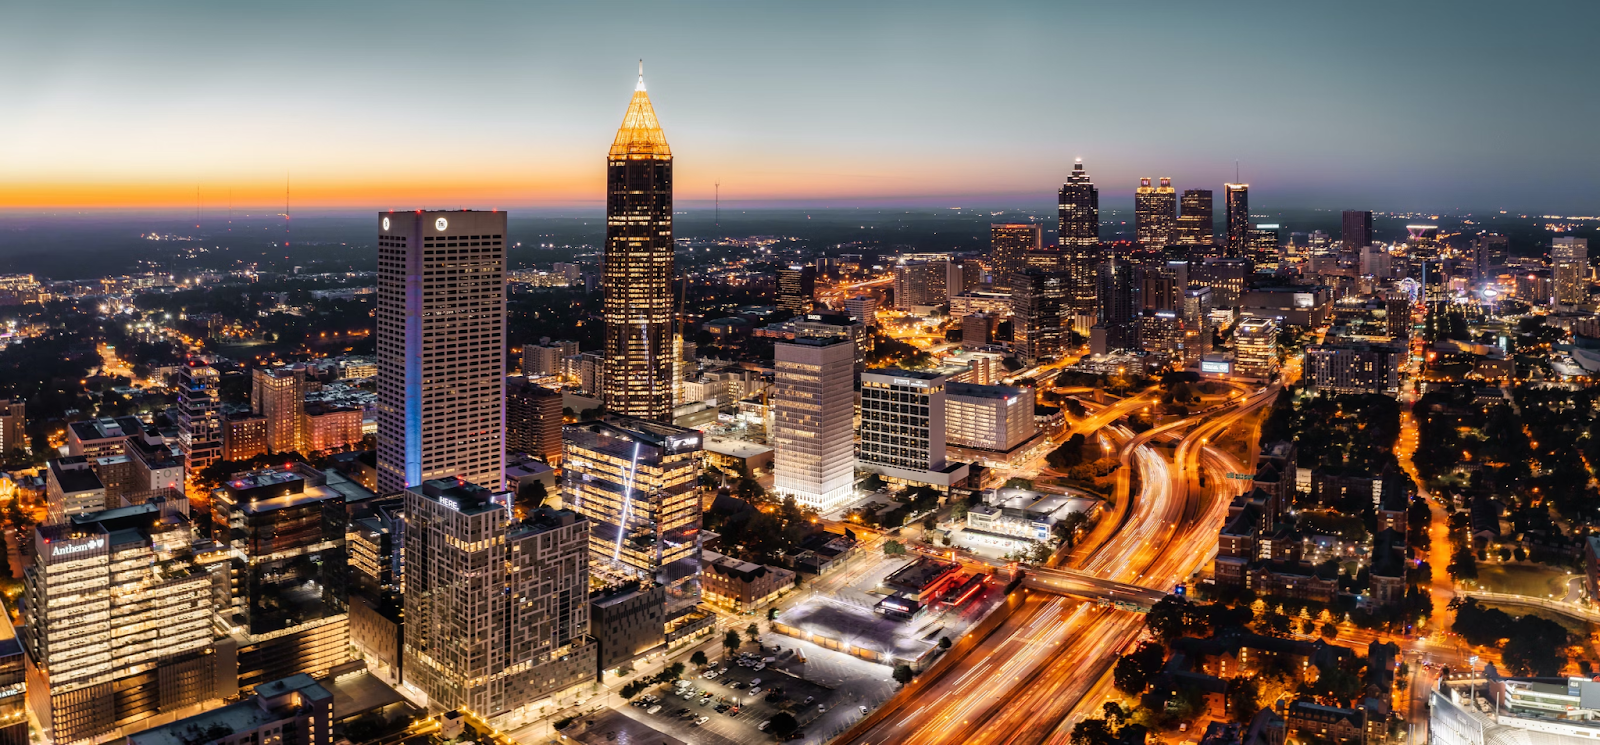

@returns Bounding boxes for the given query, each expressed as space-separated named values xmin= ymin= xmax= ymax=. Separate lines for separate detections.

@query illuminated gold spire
xmin=609 ymin=62 xmax=671 ymax=160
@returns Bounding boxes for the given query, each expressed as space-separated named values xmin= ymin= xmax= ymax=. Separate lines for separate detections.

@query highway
xmin=839 ymin=383 xmax=1277 ymax=745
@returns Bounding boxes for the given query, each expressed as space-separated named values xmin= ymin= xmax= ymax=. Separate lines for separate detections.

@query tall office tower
xmin=989 ymin=223 xmax=1042 ymax=287
xmin=1233 ymin=317 xmax=1279 ymax=379
xmin=177 ymin=360 xmax=222 ymax=475
xmin=1138 ymin=259 xmax=1189 ymax=312
xmin=1197 ymin=257 xmax=1250 ymax=308
xmin=252 ymin=365 xmax=308 ymax=454
xmin=602 ymin=70 xmax=675 ymax=422
xmin=0 ymin=612 xmax=24 ymax=745
xmin=506 ymin=377 xmax=564 ymax=464
xmin=772 ymin=336 xmax=857 ymax=513
xmin=1059 ymin=160 xmax=1101 ymax=330
xmin=1183 ymin=287 xmax=1214 ymax=355
xmin=1308 ymin=230 xmax=1333 ymax=257
xmin=858 ymin=369 xmax=967 ymax=488
xmin=1248 ymin=224 xmax=1281 ymax=269
xmin=376 ymin=209 xmax=507 ymax=494
xmin=24 ymin=499 xmax=236 ymax=744
xmin=1224 ymin=183 xmax=1249 ymax=257
xmin=523 ymin=340 xmax=577 ymax=377
xmin=1341 ymin=210 xmax=1373 ymax=255
xmin=844 ymin=295 xmax=877 ymax=326
xmin=1092 ymin=257 xmax=1137 ymax=354
xmin=1134 ymin=177 xmax=1177 ymax=248
xmin=563 ymin=417 xmax=703 ymax=607
xmin=892 ymin=260 xmax=948 ymax=309
xmin=403 ymin=479 xmax=595 ymax=724
xmin=211 ymin=464 xmax=360 ymax=690
xmin=1175 ymin=189 xmax=1215 ymax=246
xmin=1553 ymin=236 xmax=1590 ymax=306
xmin=1011 ymin=270 xmax=1067 ymax=365
xmin=777 ymin=264 xmax=816 ymax=315
xmin=1385 ymin=295 xmax=1412 ymax=340
xmin=1472 ymin=234 xmax=1509 ymax=278
xmin=961 ymin=313 xmax=993 ymax=348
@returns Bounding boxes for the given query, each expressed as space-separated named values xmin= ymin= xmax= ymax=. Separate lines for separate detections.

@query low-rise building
xmin=125 ymin=674 xmax=332 ymax=745
xmin=701 ymin=551 xmax=795 ymax=613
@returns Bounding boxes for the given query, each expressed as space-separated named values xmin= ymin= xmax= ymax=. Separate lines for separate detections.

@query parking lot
xmin=621 ymin=641 xmax=893 ymax=745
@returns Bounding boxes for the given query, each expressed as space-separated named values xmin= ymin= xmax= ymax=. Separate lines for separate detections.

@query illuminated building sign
xmin=50 ymin=537 xmax=105 ymax=558
xmin=1200 ymin=360 xmax=1232 ymax=374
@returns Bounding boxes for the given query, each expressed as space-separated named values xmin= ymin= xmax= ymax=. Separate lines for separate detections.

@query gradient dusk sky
xmin=4 ymin=1 xmax=1597 ymax=212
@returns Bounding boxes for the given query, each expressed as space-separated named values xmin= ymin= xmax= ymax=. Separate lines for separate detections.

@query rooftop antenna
xmin=715 ymin=181 xmax=720 ymax=230
xmin=284 ymin=172 xmax=291 ymax=249
xmin=196 ymin=185 xmax=201 ymax=229
xmin=1235 ymin=160 xmax=1240 ymax=183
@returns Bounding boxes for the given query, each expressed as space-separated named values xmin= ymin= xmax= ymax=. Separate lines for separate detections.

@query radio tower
xmin=284 ymin=173 xmax=291 ymax=250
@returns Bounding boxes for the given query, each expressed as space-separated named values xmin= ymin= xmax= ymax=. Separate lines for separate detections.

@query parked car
xmin=749 ymin=678 xmax=761 ymax=687
xmin=860 ymin=705 xmax=870 ymax=714
xmin=803 ymin=696 xmax=814 ymax=705
xmin=818 ymin=704 xmax=827 ymax=712
xmin=694 ymin=716 xmax=709 ymax=726
xmin=646 ymin=704 xmax=662 ymax=714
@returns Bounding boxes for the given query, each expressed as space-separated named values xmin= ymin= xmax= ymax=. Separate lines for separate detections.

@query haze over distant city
xmin=5 ymin=1 xmax=1598 ymax=212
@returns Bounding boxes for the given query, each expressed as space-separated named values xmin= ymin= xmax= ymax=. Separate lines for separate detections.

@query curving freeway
xmin=839 ymin=383 xmax=1278 ymax=745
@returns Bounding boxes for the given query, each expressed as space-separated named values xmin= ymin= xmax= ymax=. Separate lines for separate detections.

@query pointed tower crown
xmin=610 ymin=66 xmax=671 ymax=160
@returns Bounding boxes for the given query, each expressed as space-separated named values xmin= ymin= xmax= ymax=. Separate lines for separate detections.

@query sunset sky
xmin=5 ymin=1 xmax=1597 ymax=212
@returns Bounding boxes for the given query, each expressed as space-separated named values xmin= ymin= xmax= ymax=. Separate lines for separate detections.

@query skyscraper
xmin=1175 ymin=189 xmax=1214 ymax=246
xmin=772 ymin=336 xmax=856 ymax=513
xmin=1093 ymin=256 xmax=1136 ymax=353
xmin=1224 ymin=183 xmax=1249 ymax=258
xmin=1135 ymin=177 xmax=1177 ymax=248
xmin=506 ymin=377 xmax=564 ymax=464
xmin=375 ymin=210 xmax=507 ymax=494
xmin=1059 ymin=160 xmax=1100 ymax=331
xmin=176 ymin=360 xmax=222 ymax=475
xmin=1553 ymin=236 xmax=1589 ymax=306
xmin=989 ymin=223 xmax=1042 ymax=287
xmin=893 ymin=260 xmax=948 ymax=309
xmin=777 ymin=264 xmax=816 ymax=315
xmin=1011 ymin=270 xmax=1067 ymax=364
xmin=602 ymin=69 xmax=675 ymax=421
xmin=858 ymin=369 xmax=968 ymax=488
xmin=1248 ymin=224 xmax=1281 ymax=269
xmin=403 ymin=479 xmax=595 ymax=724
xmin=1341 ymin=210 xmax=1373 ymax=254
xmin=1472 ymin=234 xmax=1509 ymax=278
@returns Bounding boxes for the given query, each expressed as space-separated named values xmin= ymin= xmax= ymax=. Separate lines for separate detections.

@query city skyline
xmin=5 ymin=1 xmax=1598 ymax=212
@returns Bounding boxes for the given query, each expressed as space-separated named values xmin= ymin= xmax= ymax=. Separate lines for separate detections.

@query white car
xmin=753 ymin=663 xmax=766 ymax=671
xmin=763 ymin=656 xmax=776 ymax=663
xmin=647 ymin=704 xmax=662 ymax=714
xmin=860 ymin=705 xmax=869 ymax=714
xmin=694 ymin=716 xmax=709 ymax=726
xmin=818 ymin=704 xmax=827 ymax=712
xmin=749 ymin=678 xmax=761 ymax=687
xmin=748 ymin=687 xmax=763 ymax=697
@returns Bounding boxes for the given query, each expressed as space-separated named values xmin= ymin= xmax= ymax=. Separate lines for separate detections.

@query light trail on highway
xmin=840 ymin=384 xmax=1278 ymax=745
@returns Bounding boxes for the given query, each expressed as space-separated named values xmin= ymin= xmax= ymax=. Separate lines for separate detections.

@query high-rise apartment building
xmin=1472 ymin=234 xmax=1509 ymax=278
xmin=176 ymin=360 xmax=222 ymax=475
xmin=1196 ymin=257 xmax=1250 ymax=308
xmin=844 ymin=295 xmax=878 ymax=327
xmin=507 ymin=377 xmax=564 ymax=464
xmin=946 ymin=258 xmax=982 ymax=298
xmin=563 ymin=417 xmax=702 ymax=605
xmin=1011 ymin=270 xmax=1067 ymax=365
xmin=0 ymin=399 xmax=25 ymax=455
xmin=1059 ymin=160 xmax=1101 ymax=330
xmin=893 ymin=260 xmax=949 ymax=309
xmin=777 ymin=264 xmax=816 ymax=315
xmin=1175 ymin=189 xmax=1214 ymax=246
xmin=1134 ymin=177 xmax=1177 ymax=248
xmin=772 ymin=336 xmax=857 ymax=513
xmin=24 ymin=499 xmax=236 ymax=744
xmin=1553 ymin=236 xmax=1589 ymax=306
xmin=989 ymin=223 xmax=1042 ymax=287
xmin=375 ymin=209 xmax=506 ymax=494
xmin=1233 ymin=317 xmax=1279 ymax=379
xmin=602 ymin=71 xmax=675 ymax=421
xmin=1224 ymin=183 xmax=1249 ymax=258
xmin=1341 ymin=210 xmax=1373 ymax=255
xmin=1305 ymin=342 xmax=1404 ymax=396
xmin=403 ymin=479 xmax=595 ymax=725
xmin=523 ymin=340 xmax=577 ymax=377
xmin=252 ymin=365 xmax=309 ymax=454
xmin=858 ymin=369 xmax=968 ymax=488
xmin=1139 ymin=259 xmax=1189 ymax=312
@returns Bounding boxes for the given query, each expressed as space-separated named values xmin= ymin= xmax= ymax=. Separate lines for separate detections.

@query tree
xmin=1503 ymin=615 xmax=1570 ymax=676
xmin=1227 ymin=676 xmax=1260 ymax=719
xmin=1321 ymin=622 xmax=1339 ymax=640
xmin=767 ymin=607 xmax=779 ymax=622
xmin=723 ymin=630 xmax=741 ymax=654
xmin=768 ymin=712 xmax=800 ymax=738
xmin=938 ymin=636 xmax=952 ymax=650
xmin=746 ymin=623 xmax=760 ymax=642
xmin=892 ymin=663 xmax=914 ymax=685
xmin=1145 ymin=596 xmax=1203 ymax=643
xmin=1447 ymin=546 xmax=1478 ymax=581
xmin=1112 ymin=642 xmax=1165 ymax=695
xmin=883 ymin=540 xmax=907 ymax=556
xmin=690 ymin=651 xmax=707 ymax=667
xmin=1047 ymin=434 xmax=1087 ymax=470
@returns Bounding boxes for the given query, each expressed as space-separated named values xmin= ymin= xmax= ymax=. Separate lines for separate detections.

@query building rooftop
xmin=947 ymin=382 xmax=1029 ymax=401
xmin=704 ymin=437 xmax=772 ymax=460
xmin=865 ymin=367 xmax=948 ymax=381
xmin=48 ymin=459 xmax=103 ymax=494
xmin=129 ymin=674 xmax=331 ymax=745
